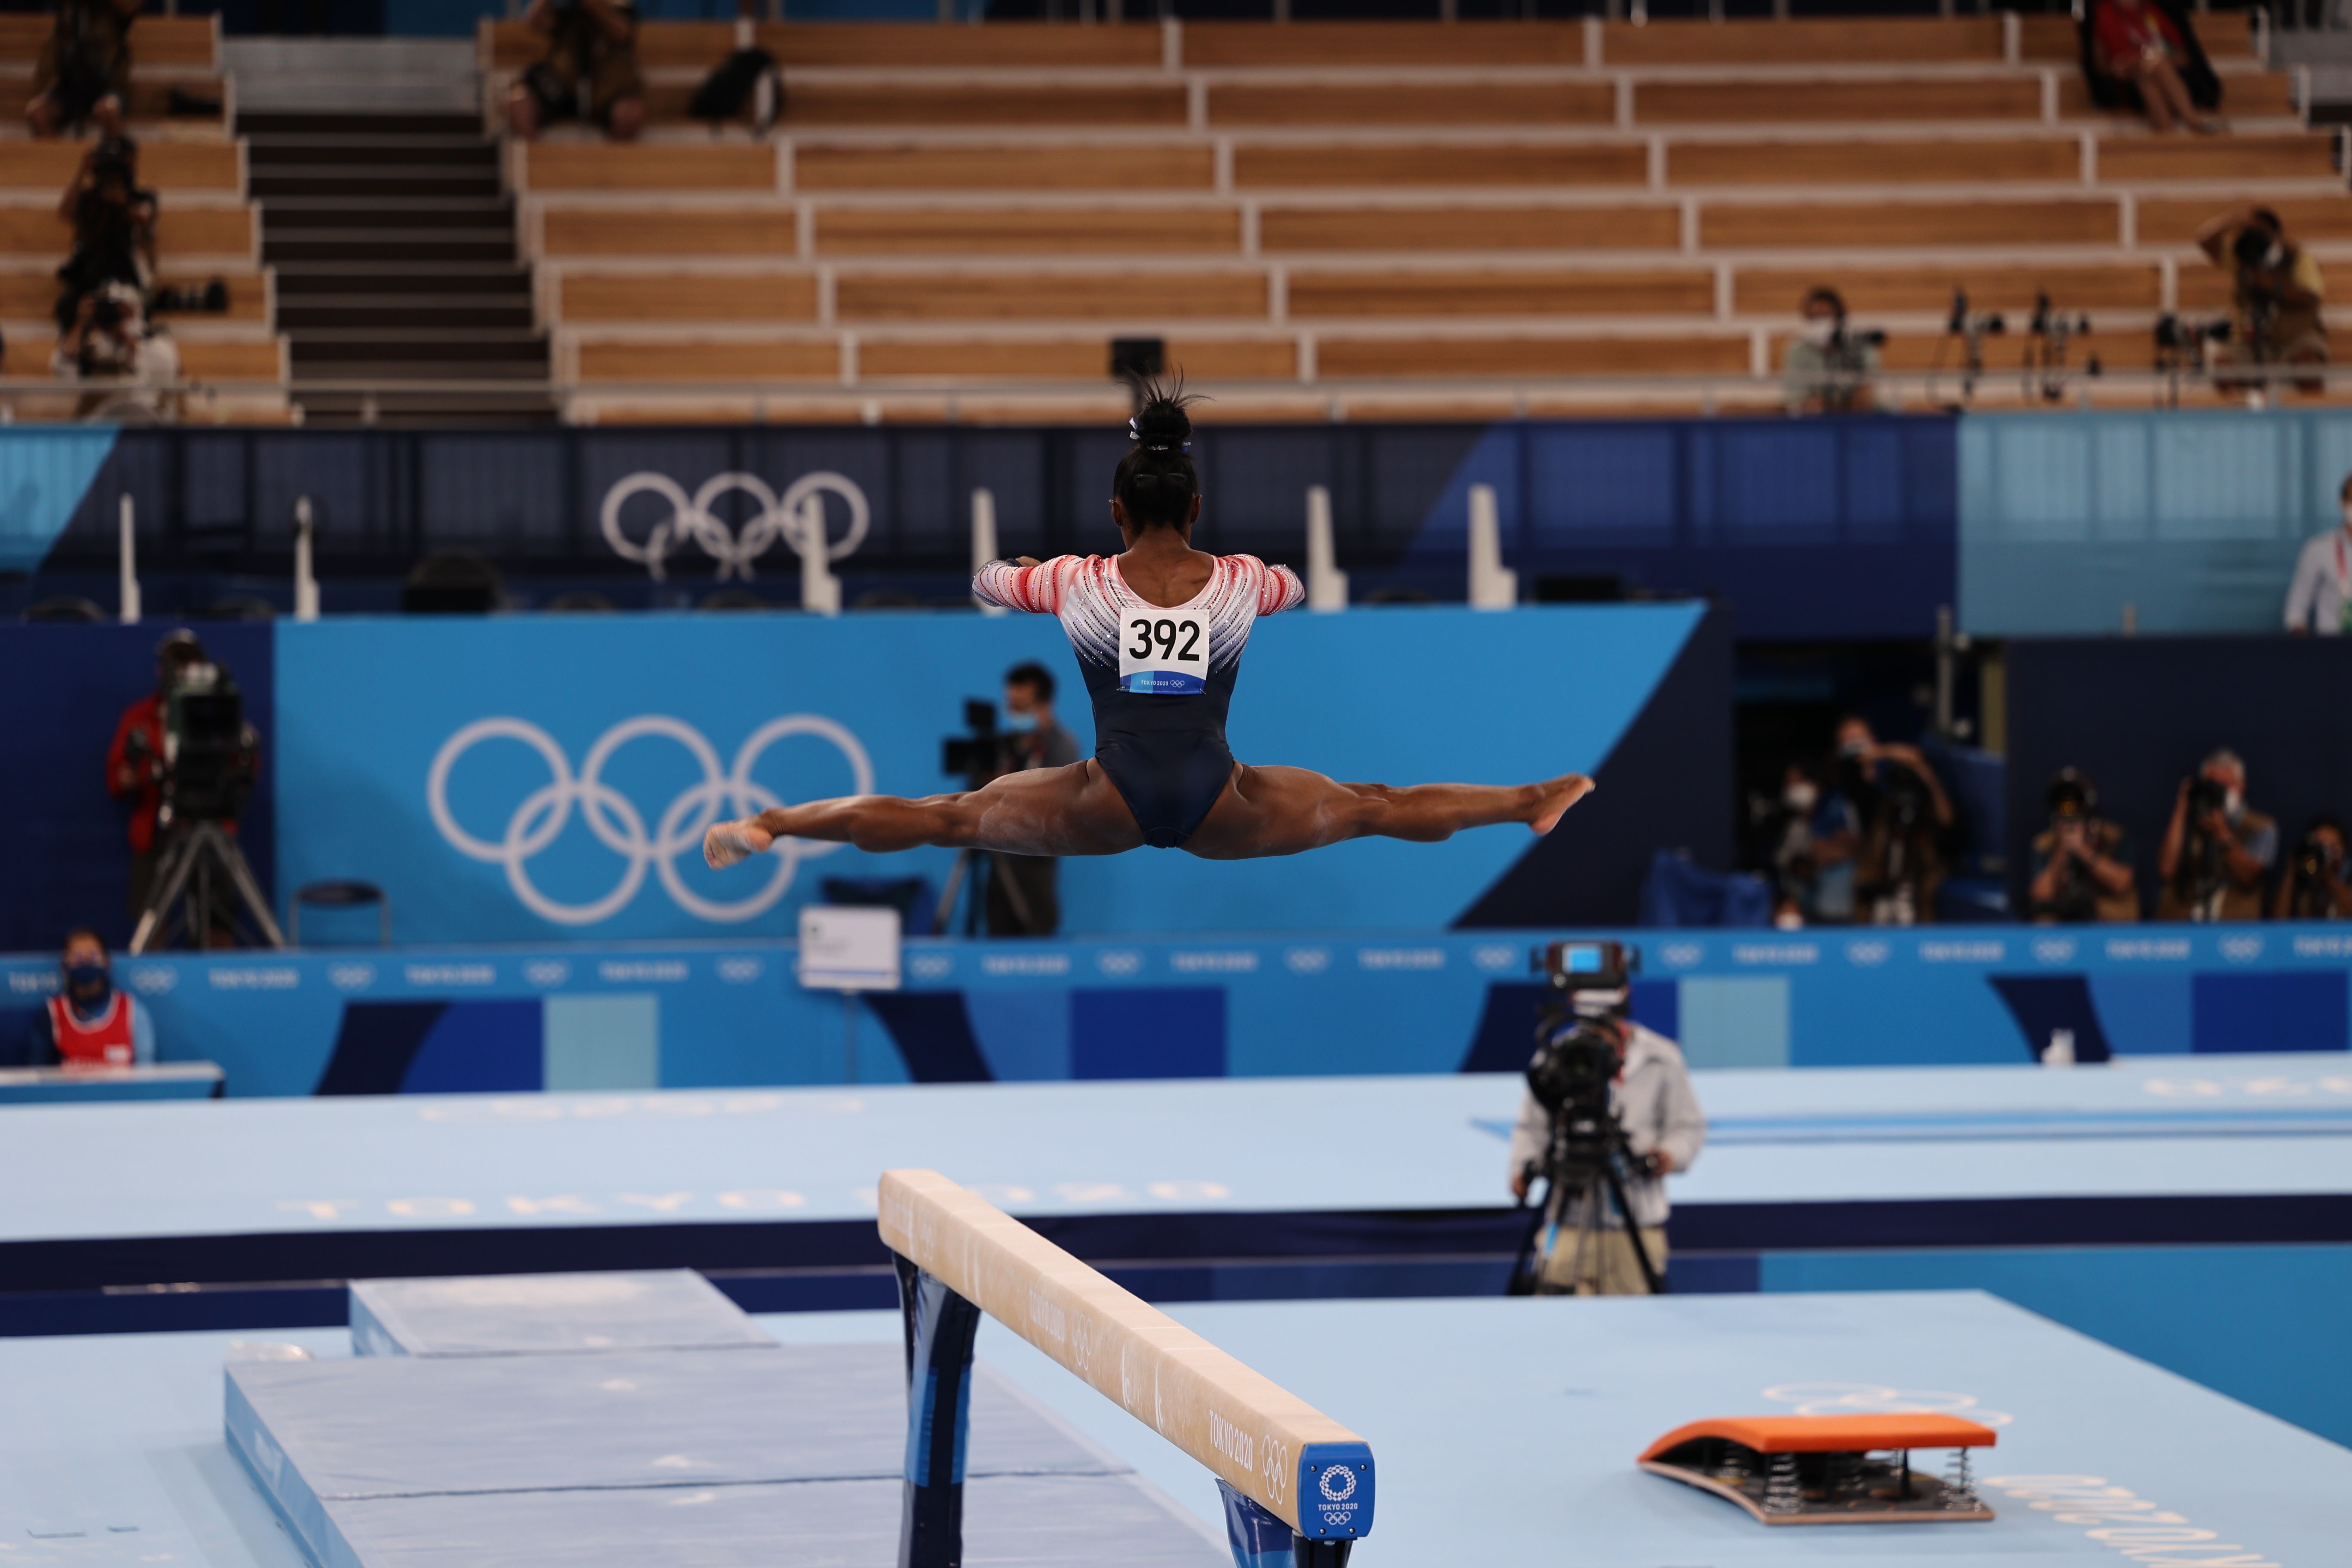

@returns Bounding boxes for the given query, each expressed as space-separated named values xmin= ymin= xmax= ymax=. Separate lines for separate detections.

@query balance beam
xmin=878 ymin=1167 xmax=1376 ymax=1568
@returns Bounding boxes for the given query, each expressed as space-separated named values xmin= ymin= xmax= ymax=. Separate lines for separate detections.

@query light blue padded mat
xmin=227 ymin=1344 xmax=1108 ymax=1505
xmin=319 ymin=1473 xmax=1224 ymax=1568
xmin=348 ymin=1271 xmax=774 ymax=1357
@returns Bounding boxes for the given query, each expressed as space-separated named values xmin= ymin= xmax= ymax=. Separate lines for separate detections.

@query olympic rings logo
xmin=600 ymin=470 xmax=871 ymax=583
xmin=427 ymin=715 xmax=874 ymax=926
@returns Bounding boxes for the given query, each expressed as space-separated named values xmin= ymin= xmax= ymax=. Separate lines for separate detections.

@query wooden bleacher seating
xmin=0 ymin=14 xmax=288 ymax=420
xmin=482 ymin=13 xmax=2345 ymax=420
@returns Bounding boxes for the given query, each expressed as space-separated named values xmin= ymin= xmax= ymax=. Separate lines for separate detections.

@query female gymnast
xmin=703 ymin=388 xmax=1592 ymax=870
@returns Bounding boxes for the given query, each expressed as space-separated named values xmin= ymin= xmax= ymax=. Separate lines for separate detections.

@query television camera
xmin=1505 ymin=939 xmax=1664 ymax=1296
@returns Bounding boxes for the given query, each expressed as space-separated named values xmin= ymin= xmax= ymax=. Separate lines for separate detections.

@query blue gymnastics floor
xmin=4 ymin=1057 xmax=2349 ymax=1444
xmin=4 ymin=1290 xmax=2345 ymax=1568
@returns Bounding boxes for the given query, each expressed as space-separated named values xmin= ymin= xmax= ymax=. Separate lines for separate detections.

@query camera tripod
xmin=129 ymin=820 xmax=286 ymax=953
xmin=1508 ymin=1108 xmax=1664 ymax=1297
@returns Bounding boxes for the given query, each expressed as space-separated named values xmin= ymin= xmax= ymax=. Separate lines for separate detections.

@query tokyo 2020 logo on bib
xmin=428 ymin=715 xmax=873 ymax=926
xmin=599 ymin=470 xmax=869 ymax=583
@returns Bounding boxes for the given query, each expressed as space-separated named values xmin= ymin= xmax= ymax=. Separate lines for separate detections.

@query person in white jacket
xmin=1506 ymin=1012 xmax=1706 ymax=1296
xmin=2284 ymin=473 xmax=2352 ymax=635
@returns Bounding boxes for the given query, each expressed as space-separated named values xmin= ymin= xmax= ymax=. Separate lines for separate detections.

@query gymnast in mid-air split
xmin=703 ymin=386 xmax=1592 ymax=872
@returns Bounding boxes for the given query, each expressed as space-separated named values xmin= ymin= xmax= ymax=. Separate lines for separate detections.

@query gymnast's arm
xmin=973 ymin=556 xmax=1074 ymax=614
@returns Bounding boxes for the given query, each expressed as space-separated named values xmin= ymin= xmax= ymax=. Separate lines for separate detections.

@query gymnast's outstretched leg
xmin=704 ymin=760 xmax=1144 ymax=866
xmin=1182 ymin=766 xmax=1593 ymax=861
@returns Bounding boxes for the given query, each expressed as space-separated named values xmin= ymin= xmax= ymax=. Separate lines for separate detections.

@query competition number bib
xmin=1118 ymin=607 xmax=1212 ymax=695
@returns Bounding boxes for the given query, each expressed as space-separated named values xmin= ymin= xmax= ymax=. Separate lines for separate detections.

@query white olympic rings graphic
xmin=600 ymin=470 xmax=870 ymax=583
xmin=427 ymin=714 xmax=874 ymax=926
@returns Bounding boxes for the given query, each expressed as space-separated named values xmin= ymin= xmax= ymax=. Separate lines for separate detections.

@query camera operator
xmin=2028 ymin=769 xmax=2140 ymax=924
xmin=506 ymin=0 xmax=646 ymax=142
xmin=2272 ymin=816 xmax=2352 ymax=921
xmin=25 ymin=0 xmax=141 ymax=139
xmin=1831 ymin=716 xmax=1954 ymax=926
xmin=28 ymin=929 xmax=155 ymax=1069
xmin=2197 ymin=206 xmax=2327 ymax=395
xmin=984 ymin=661 xmax=1079 ymax=937
xmin=2157 ymin=749 xmax=2276 ymax=922
xmin=107 ymin=629 xmax=204 ymax=921
xmin=1782 ymin=287 xmax=1882 ymax=415
xmin=1757 ymin=761 xmax=1859 ymax=924
xmin=1505 ymin=943 xmax=1705 ymax=1297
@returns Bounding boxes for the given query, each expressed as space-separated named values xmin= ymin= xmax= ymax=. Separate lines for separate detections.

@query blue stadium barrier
xmin=5 ymin=922 xmax=2343 ymax=1097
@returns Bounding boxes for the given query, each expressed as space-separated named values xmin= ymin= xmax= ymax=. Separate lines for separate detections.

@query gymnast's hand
xmin=704 ymin=819 xmax=774 ymax=870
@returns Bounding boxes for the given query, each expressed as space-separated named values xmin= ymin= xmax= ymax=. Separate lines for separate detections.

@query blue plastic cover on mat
xmin=349 ymin=1270 xmax=773 ymax=1357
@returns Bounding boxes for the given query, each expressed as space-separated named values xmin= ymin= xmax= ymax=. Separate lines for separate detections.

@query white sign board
xmin=798 ymin=905 xmax=901 ymax=992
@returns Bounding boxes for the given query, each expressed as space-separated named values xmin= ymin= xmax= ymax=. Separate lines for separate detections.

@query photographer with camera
xmin=2157 ymin=749 xmax=2276 ymax=922
xmin=1782 ymin=287 xmax=1883 ymax=415
xmin=506 ymin=0 xmax=646 ymax=142
xmin=25 ymin=0 xmax=141 ymax=139
xmin=56 ymin=135 xmax=155 ymax=321
xmin=2272 ymin=816 xmax=2352 ymax=921
xmin=1829 ymin=716 xmax=1954 ymax=926
xmin=28 ymin=929 xmax=155 ymax=1069
xmin=1504 ymin=942 xmax=1704 ymax=1297
xmin=108 ymin=629 xmax=206 ymax=920
xmin=2028 ymin=769 xmax=2140 ymax=924
xmin=54 ymin=279 xmax=179 ymax=420
xmin=985 ymin=661 xmax=1079 ymax=937
xmin=2198 ymin=207 xmax=2327 ymax=395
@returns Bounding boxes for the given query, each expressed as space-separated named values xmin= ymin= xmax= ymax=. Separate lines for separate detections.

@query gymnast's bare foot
xmin=1529 ymin=774 xmax=1596 ymax=836
xmin=704 ymin=819 xmax=774 ymax=869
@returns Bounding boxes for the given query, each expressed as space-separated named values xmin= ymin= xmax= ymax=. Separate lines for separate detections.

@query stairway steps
xmin=251 ymin=172 xmax=504 ymax=199
xmin=239 ymin=107 xmax=551 ymax=424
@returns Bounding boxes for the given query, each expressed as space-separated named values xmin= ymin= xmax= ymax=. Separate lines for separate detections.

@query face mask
xmin=1001 ymin=710 xmax=1038 ymax=734
xmin=1838 ymin=739 xmax=1871 ymax=760
xmin=1802 ymin=318 xmax=1838 ymax=347
xmin=64 ymin=962 xmax=110 ymax=1004
xmin=1783 ymin=783 xmax=1818 ymax=812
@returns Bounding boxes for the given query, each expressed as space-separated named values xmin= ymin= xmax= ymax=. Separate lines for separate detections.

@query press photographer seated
xmin=25 ymin=0 xmax=141 ymax=138
xmin=1505 ymin=942 xmax=1704 ymax=1298
xmin=506 ymin=0 xmax=645 ymax=142
xmin=2029 ymin=769 xmax=2140 ymax=925
xmin=2197 ymin=206 xmax=2327 ymax=393
xmin=2157 ymin=749 xmax=2275 ymax=922
xmin=2273 ymin=817 xmax=2352 ymax=921
xmin=1781 ymin=287 xmax=1882 ymax=416
xmin=1828 ymin=716 xmax=1954 ymax=927
xmin=55 ymin=135 xmax=156 ymax=327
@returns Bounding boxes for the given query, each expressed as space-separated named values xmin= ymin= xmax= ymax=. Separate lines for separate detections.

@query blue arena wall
xmin=0 ymin=605 xmax=1724 ymax=951
xmin=6 ymin=923 xmax=2347 ymax=1097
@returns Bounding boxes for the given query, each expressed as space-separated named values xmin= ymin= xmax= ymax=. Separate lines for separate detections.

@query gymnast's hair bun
xmin=1127 ymin=380 xmax=1194 ymax=453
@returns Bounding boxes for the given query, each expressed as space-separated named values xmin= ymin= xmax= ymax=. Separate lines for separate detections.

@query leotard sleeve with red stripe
xmin=1240 ymin=558 xmax=1307 ymax=616
xmin=972 ymin=556 xmax=1082 ymax=614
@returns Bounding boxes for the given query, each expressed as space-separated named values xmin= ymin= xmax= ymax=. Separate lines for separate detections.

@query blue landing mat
xmin=227 ymin=1344 xmax=1112 ymax=1504
xmin=349 ymin=1270 xmax=773 ymax=1357
xmin=318 ymin=1473 xmax=1222 ymax=1568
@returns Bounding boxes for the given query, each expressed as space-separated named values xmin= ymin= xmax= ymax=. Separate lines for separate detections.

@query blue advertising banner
xmin=270 ymin=604 xmax=1705 ymax=943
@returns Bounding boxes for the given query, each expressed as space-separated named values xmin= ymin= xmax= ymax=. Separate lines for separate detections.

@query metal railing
xmin=0 ymin=361 xmax=2344 ymax=424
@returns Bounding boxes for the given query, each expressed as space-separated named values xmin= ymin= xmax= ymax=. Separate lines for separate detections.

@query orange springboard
xmin=1640 ymin=1414 xmax=1998 ymax=1460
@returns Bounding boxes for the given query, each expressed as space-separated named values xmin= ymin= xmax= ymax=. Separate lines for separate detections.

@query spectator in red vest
xmin=31 ymin=928 xmax=154 ymax=1069
xmin=2088 ymin=0 xmax=2221 ymax=135
xmin=107 ymin=628 xmax=205 ymax=920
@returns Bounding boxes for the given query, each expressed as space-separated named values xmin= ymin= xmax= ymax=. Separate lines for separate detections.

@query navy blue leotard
xmin=972 ymin=553 xmax=1306 ymax=848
